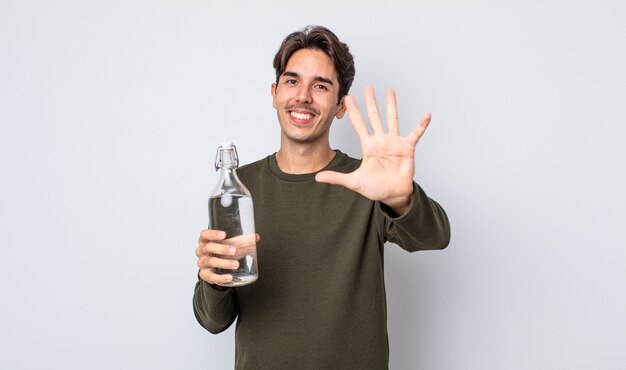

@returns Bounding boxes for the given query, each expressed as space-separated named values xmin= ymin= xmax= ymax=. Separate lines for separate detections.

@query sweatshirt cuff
xmin=201 ymin=280 xmax=233 ymax=296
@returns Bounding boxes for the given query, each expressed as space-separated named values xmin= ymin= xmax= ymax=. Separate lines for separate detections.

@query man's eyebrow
xmin=282 ymin=71 xmax=334 ymax=85
xmin=314 ymin=76 xmax=334 ymax=85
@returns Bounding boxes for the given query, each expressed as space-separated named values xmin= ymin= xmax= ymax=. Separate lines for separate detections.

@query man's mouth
xmin=286 ymin=106 xmax=319 ymax=125
xmin=290 ymin=111 xmax=313 ymax=120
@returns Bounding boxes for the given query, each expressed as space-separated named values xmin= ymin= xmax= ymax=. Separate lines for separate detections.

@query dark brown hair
xmin=273 ymin=25 xmax=355 ymax=104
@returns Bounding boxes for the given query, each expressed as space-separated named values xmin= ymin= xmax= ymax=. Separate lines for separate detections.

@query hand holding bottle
xmin=196 ymin=229 xmax=260 ymax=286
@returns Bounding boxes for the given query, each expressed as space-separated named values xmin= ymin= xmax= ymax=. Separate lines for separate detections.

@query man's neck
xmin=275 ymin=144 xmax=336 ymax=174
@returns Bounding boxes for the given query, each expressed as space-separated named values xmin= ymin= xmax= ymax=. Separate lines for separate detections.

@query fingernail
xmin=228 ymin=247 xmax=236 ymax=255
xmin=231 ymin=261 xmax=239 ymax=268
xmin=218 ymin=231 xmax=226 ymax=238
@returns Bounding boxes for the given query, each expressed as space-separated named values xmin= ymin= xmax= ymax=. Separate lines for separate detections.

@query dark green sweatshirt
xmin=193 ymin=151 xmax=450 ymax=369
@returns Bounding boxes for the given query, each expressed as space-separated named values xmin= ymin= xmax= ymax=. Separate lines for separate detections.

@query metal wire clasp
xmin=214 ymin=143 xmax=239 ymax=170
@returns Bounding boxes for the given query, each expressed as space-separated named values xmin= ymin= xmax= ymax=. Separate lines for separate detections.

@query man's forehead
xmin=284 ymin=49 xmax=338 ymax=82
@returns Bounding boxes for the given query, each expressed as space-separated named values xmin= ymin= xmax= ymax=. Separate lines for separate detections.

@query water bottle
xmin=208 ymin=142 xmax=258 ymax=286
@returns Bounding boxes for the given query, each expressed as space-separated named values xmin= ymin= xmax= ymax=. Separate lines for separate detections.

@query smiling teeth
xmin=290 ymin=112 xmax=312 ymax=120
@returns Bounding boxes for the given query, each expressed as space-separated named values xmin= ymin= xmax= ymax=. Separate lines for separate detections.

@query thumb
xmin=315 ymin=170 xmax=358 ymax=190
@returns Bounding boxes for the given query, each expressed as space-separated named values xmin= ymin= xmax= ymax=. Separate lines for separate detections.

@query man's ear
xmin=271 ymin=83 xmax=277 ymax=109
xmin=336 ymin=95 xmax=347 ymax=119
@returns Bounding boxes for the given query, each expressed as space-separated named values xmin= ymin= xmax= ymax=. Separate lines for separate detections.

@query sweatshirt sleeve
xmin=378 ymin=182 xmax=451 ymax=252
xmin=192 ymin=279 xmax=239 ymax=334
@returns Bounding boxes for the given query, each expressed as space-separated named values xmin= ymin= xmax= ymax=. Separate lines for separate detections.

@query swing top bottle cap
xmin=215 ymin=142 xmax=238 ymax=170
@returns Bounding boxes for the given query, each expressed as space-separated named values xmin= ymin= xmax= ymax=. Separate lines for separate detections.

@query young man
xmin=194 ymin=26 xmax=450 ymax=369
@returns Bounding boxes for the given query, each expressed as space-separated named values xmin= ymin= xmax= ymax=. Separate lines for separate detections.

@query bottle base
xmin=216 ymin=275 xmax=258 ymax=287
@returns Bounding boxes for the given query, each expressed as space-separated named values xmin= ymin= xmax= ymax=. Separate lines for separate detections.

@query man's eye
xmin=285 ymin=79 xmax=297 ymax=85
xmin=315 ymin=84 xmax=328 ymax=91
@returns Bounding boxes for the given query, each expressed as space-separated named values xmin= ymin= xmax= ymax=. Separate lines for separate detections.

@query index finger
xmin=198 ymin=229 xmax=227 ymax=244
xmin=345 ymin=95 xmax=370 ymax=140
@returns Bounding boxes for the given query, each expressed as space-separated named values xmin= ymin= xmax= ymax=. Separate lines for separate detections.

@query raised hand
xmin=315 ymin=86 xmax=431 ymax=215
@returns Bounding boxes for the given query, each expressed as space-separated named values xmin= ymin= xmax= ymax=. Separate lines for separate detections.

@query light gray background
xmin=1 ymin=1 xmax=625 ymax=369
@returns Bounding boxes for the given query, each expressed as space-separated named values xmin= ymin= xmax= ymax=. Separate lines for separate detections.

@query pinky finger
xmin=199 ymin=269 xmax=233 ymax=285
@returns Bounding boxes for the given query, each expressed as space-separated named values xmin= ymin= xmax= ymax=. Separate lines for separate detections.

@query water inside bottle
xmin=209 ymin=194 xmax=257 ymax=286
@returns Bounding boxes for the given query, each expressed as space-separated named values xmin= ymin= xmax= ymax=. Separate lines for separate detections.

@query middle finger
xmin=364 ymin=86 xmax=383 ymax=134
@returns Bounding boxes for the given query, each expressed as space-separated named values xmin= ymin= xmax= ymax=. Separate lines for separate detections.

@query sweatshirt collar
xmin=269 ymin=150 xmax=346 ymax=182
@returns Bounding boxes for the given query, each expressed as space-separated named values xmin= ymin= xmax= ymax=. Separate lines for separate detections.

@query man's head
xmin=273 ymin=26 xmax=355 ymax=105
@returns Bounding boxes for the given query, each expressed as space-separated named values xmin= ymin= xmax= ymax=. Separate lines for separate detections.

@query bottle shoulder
xmin=211 ymin=169 xmax=253 ymax=198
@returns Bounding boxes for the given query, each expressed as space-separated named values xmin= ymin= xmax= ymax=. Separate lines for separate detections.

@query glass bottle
xmin=208 ymin=142 xmax=258 ymax=286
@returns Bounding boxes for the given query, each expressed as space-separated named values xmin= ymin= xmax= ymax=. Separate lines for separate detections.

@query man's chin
xmin=282 ymin=131 xmax=324 ymax=145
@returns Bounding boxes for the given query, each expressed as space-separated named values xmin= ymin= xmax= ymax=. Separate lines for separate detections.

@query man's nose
xmin=295 ymin=86 xmax=313 ymax=104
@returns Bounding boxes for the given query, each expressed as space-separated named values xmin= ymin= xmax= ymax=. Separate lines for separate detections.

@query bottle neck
xmin=212 ymin=144 xmax=251 ymax=197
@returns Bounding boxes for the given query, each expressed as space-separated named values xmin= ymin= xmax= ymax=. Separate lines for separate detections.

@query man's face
xmin=271 ymin=48 xmax=346 ymax=146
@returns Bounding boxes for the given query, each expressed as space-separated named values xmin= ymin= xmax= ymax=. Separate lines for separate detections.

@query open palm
xmin=315 ymin=86 xmax=431 ymax=214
